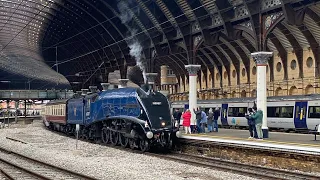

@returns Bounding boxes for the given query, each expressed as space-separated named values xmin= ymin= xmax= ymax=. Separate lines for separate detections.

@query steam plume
xmin=117 ymin=1 xmax=147 ymax=84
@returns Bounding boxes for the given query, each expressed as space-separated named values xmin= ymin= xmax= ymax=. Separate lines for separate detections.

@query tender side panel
xmin=67 ymin=98 xmax=84 ymax=125
xmin=86 ymin=94 xmax=141 ymax=125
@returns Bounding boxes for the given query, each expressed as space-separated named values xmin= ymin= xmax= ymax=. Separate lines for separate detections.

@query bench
xmin=309 ymin=124 xmax=320 ymax=141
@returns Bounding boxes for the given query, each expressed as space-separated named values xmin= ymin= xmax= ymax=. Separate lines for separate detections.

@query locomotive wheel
xmin=119 ymin=133 xmax=129 ymax=147
xmin=129 ymin=139 xmax=136 ymax=149
xmin=110 ymin=131 xmax=119 ymax=146
xmin=139 ymin=139 xmax=150 ymax=152
xmin=101 ymin=128 xmax=110 ymax=144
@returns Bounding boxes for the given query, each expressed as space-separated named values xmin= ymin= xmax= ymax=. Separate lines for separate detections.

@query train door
xmin=294 ymin=101 xmax=308 ymax=129
xmin=221 ymin=104 xmax=228 ymax=126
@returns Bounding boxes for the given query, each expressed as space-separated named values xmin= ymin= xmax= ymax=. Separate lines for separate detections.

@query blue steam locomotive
xmin=43 ymin=85 xmax=179 ymax=152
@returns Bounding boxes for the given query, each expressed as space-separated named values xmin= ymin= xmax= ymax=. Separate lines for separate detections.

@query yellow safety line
xmin=183 ymin=134 xmax=320 ymax=148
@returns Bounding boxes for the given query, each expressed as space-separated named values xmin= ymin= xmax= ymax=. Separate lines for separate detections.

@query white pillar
xmin=118 ymin=79 xmax=129 ymax=88
xmin=251 ymin=52 xmax=273 ymax=138
xmin=185 ymin=65 xmax=201 ymax=127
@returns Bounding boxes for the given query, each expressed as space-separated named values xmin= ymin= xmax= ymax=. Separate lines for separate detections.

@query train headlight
xmin=176 ymin=131 xmax=181 ymax=138
xmin=146 ymin=131 xmax=153 ymax=139
xmin=161 ymin=122 xmax=166 ymax=127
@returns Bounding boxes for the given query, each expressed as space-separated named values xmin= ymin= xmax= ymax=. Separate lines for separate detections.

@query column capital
xmin=145 ymin=73 xmax=158 ymax=84
xmin=118 ymin=79 xmax=129 ymax=88
xmin=251 ymin=51 xmax=273 ymax=65
xmin=185 ymin=64 xmax=201 ymax=76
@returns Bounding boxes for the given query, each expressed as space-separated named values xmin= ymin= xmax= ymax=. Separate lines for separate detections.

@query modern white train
xmin=171 ymin=94 xmax=320 ymax=132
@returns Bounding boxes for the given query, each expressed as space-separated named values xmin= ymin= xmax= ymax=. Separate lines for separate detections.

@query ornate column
xmin=145 ymin=73 xmax=158 ymax=90
xmin=118 ymin=79 xmax=129 ymax=88
xmin=185 ymin=64 xmax=201 ymax=128
xmin=251 ymin=52 xmax=273 ymax=138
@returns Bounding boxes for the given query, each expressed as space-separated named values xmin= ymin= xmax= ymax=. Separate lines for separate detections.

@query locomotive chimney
xmin=145 ymin=73 xmax=158 ymax=91
xmin=100 ymin=83 xmax=110 ymax=91
xmin=89 ymin=86 xmax=98 ymax=93
xmin=81 ymin=89 xmax=89 ymax=95
xmin=76 ymin=91 xmax=82 ymax=96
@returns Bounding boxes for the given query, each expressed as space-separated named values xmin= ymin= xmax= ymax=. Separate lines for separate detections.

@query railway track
xmin=148 ymin=152 xmax=320 ymax=180
xmin=0 ymin=147 xmax=97 ymax=180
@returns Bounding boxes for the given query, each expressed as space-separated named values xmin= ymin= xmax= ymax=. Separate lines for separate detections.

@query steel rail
xmin=0 ymin=146 xmax=98 ymax=180
xmin=149 ymin=152 xmax=320 ymax=180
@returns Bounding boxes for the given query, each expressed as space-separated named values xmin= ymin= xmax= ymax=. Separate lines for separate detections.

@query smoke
xmin=117 ymin=1 xmax=147 ymax=84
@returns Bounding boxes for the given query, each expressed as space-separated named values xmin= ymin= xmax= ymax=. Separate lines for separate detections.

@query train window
xmin=228 ymin=107 xmax=247 ymax=117
xmin=308 ymin=106 xmax=320 ymax=118
xmin=267 ymin=106 xmax=293 ymax=118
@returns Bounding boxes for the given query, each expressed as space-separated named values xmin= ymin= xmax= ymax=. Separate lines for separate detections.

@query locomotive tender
xmin=171 ymin=94 xmax=320 ymax=132
xmin=43 ymin=86 xmax=179 ymax=152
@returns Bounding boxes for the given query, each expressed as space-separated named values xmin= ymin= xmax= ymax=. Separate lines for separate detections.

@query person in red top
xmin=182 ymin=109 xmax=191 ymax=134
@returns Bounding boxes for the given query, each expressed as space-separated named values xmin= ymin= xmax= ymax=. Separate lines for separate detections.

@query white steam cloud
xmin=117 ymin=1 xmax=147 ymax=84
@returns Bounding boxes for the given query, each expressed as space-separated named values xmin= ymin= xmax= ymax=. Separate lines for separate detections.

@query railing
xmin=165 ymin=77 xmax=320 ymax=97
xmin=0 ymin=90 xmax=74 ymax=100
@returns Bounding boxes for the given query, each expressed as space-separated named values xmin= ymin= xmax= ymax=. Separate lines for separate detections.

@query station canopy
xmin=0 ymin=0 xmax=319 ymax=90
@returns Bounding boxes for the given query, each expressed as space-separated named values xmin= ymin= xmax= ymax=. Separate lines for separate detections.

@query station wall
xmin=160 ymin=48 xmax=318 ymax=101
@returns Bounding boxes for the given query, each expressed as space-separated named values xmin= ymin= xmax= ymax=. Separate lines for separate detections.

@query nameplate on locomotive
xmin=152 ymin=102 xmax=162 ymax=105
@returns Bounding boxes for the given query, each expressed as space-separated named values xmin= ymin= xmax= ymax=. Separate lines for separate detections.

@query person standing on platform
xmin=213 ymin=107 xmax=220 ymax=132
xmin=251 ymin=107 xmax=263 ymax=140
xmin=245 ymin=108 xmax=256 ymax=139
xmin=207 ymin=108 xmax=214 ymax=132
xmin=173 ymin=109 xmax=182 ymax=128
xmin=182 ymin=109 xmax=191 ymax=134
xmin=193 ymin=107 xmax=202 ymax=133
xmin=200 ymin=110 xmax=207 ymax=133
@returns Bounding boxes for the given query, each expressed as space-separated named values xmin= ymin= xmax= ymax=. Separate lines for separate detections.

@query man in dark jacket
xmin=245 ymin=108 xmax=257 ymax=139
xmin=193 ymin=107 xmax=202 ymax=133
xmin=213 ymin=107 xmax=220 ymax=132
xmin=173 ymin=109 xmax=182 ymax=127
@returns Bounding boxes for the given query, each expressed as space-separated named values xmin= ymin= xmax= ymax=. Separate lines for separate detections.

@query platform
xmin=180 ymin=128 xmax=320 ymax=155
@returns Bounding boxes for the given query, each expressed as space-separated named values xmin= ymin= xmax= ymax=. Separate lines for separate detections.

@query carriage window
xmin=267 ymin=106 xmax=293 ymax=118
xmin=228 ymin=107 xmax=247 ymax=117
xmin=308 ymin=106 xmax=320 ymax=118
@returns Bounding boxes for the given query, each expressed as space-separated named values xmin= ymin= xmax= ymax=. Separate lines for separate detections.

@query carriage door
xmin=294 ymin=101 xmax=308 ymax=129
xmin=221 ymin=104 xmax=228 ymax=126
